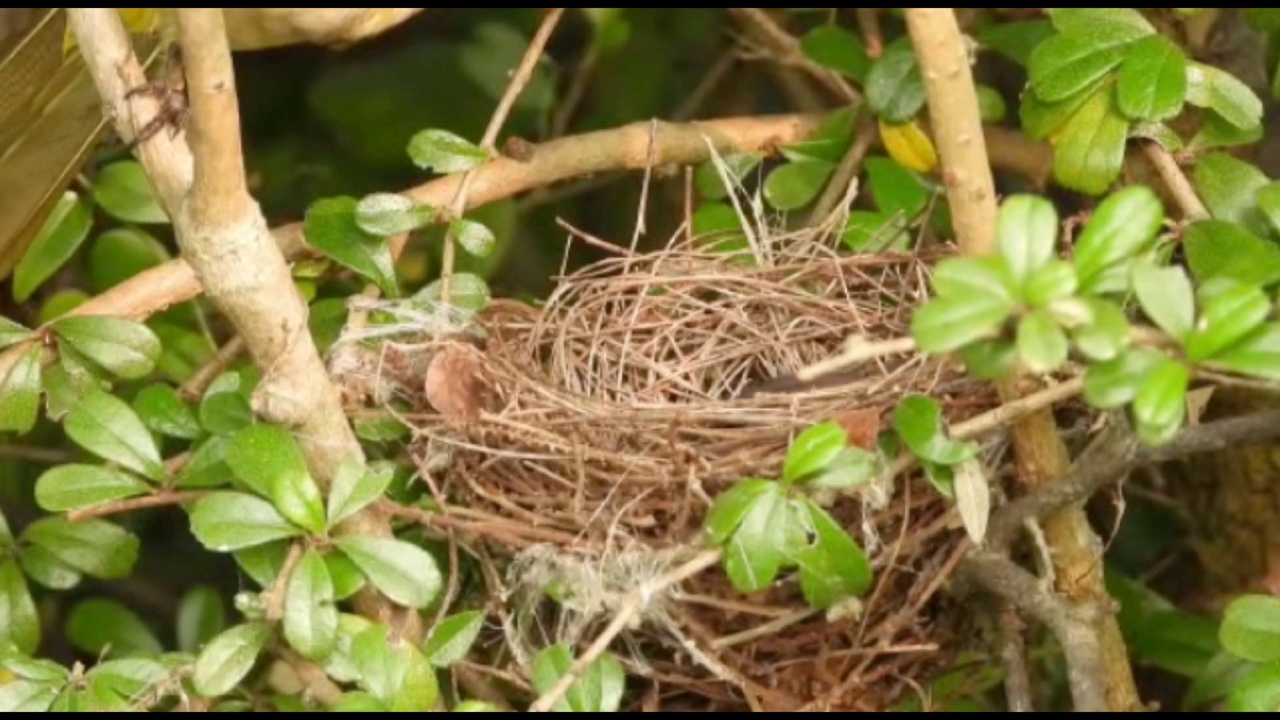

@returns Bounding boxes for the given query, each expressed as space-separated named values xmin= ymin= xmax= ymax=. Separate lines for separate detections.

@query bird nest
xmin=363 ymin=230 xmax=1004 ymax=711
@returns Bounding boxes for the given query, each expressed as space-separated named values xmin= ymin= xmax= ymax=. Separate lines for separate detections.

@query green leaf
xmin=87 ymin=659 xmax=169 ymax=704
xmin=704 ymin=479 xmax=776 ymax=546
xmin=1048 ymin=8 xmax=1155 ymax=36
xmin=780 ymin=106 xmax=858 ymax=163
xmin=1257 ymin=182 xmax=1280 ymax=237
xmin=133 ymin=383 xmax=201 ymax=440
xmin=226 ymin=425 xmax=325 ymax=533
xmin=192 ymin=622 xmax=271 ymax=698
xmin=91 ymin=160 xmax=168 ymax=224
xmin=1133 ymin=358 xmax=1190 ymax=445
xmin=911 ymin=296 xmax=1012 ymax=354
xmin=763 ymin=160 xmax=835 ymax=211
xmin=1210 ymin=325 xmax=1280 ymax=381
xmin=1073 ymin=298 xmax=1132 ymax=361
xmin=1228 ymin=661 xmax=1280 ymax=713
xmin=407 ymin=129 xmax=489 ymax=174
xmin=1052 ymin=85 xmax=1130 ymax=196
xmin=1085 ymin=349 xmax=1164 ymax=409
xmin=334 ymin=537 xmax=442 ymax=610
xmin=1184 ymin=220 xmax=1280 ymax=287
xmin=177 ymin=436 xmax=232 ymax=489
xmin=332 ymin=693 xmax=389 ymax=712
xmin=792 ymin=499 xmax=873 ymax=609
xmin=1193 ymin=153 xmax=1271 ymax=236
xmin=454 ymin=701 xmax=505 ymax=713
xmin=1016 ymin=311 xmax=1069 ymax=374
xmin=0 ymin=344 xmax=42 ymax=434
xmin=959 ymin=340 xmax=1018 ymax=381
xmin=997 ymin=194 xmax=1059 ymax=286
xmin=50 ymin=316 xmax=160 ymax=381
xmin=0 ymin=317 xmax=32 ymax=350
xmin=783 ymin=422 xmax=848 ymax=485
xmin=0 ymin=561 xmax=39 ymax=655
xmin=233 ymin=541 xmax=289 ymax=589
xmin=722 ymin=482 xmax=791 ymax=593
xmin=284 ymin=549 xmax=339 ymax=661
xmin=1190 ymin=112 xmax=1264 ymax=151
xmin=86 ymin=227 xmax=171 ymax=293
xmin=450 ymin=218 xmax=496 ymax=258
xmin=20 ymin=518 xmax=138 ymax=580
xmin=391 ymin=645 xmax=440 ymax=712
xmin=532 ymin=645 xmax=625 ymax=714
xmin=842 ymin=211 xmax=909 ymax=252
xmin=64 ymin=389 xmax=163 ymax=480
xmin=424 ymin=612 xmax=484 ymax=668
xmin=351 ymin=624 xmax=409 ymax=704
xmin=1132 ymin=609 xmax=1223 ymax=679
xmin=1185 ymin=282 xmax=1271 ymax=362
xmin=414 ymin=273 xmax=492 ymax=316
xmin=19 ymin=543 xmax=83 ymax=591
xmin=1186 ymin=61 xmax=1264 ymax=130
xmin=12 ymin=192 xmax=93 ymax=302
xmin=177 ymin=586 xmax=227 ymax=653
xmin=977 ymin=84 xmax=1009 ymax=123
xmin=807 ymin=448 xmax=880 ymax=491
xmin=977 ymin=20 xmax=1054 ymax=66
xmin=199 ymin=372 xmax=253 ymax=436
xmin=1028 ymin=26 xmax=1139 ymax=103
xmin=304 ymin=197 xmax=398 ymax=297
xmin=0 ymin=681 xmax=58 ymax=713
xmin=326 ymin=551 xmax=367 ymax=601
xmin=1116 ymin=35 xmax=1187 ymax=121
xmin=695 ymin=155 xmax=762 ymax=201
xmin=1222 ymin=595 xmax=1280 ymax=663
xmin=34 ymin=465 xmax=151 ymax=512
xmin=865 ymin=156 xmax=931 ymax=218
xmin=355 ymin=193 xmax=435 ymax=237
xmin=893 ymin=396 xmax=976 ymax=466
xmin=0 ymin=654 xmax=69 ymax=683
xmin=1024 ymin=260 xmax=1078 ymax=308
xmin=1073 ymin=185 xmax=1164 ymax=293
xmin=66 ymin=599 xmax=163 ymax=657
xmin=866 ymin=40 xmax=925 ymax=123
xmin=327 ymin=458 xmax=394 ymax=529
xmin=930 ymin=256 xmax=1017 ymax=305
xmin=801 ymin=25 xmax=871 ymax=82
xmin=190 ymin=492 xmax=304 ymax=553
xmin=1133 ymin=264 xmax=1196 ymax=341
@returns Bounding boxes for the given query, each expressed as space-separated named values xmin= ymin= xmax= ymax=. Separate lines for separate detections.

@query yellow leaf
xmin=879 ymin=119 xmax=939 ymax=174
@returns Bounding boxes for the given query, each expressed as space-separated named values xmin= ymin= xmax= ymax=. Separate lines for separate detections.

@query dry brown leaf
xmin=424 ymin=342 xmax=490 ymax=422
xmin=834 ymin=408 xmax=882 ymax=451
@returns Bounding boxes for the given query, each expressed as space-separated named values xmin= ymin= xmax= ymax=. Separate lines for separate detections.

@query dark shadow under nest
xmin=366 ymin=230 xmax=1010 ymax=711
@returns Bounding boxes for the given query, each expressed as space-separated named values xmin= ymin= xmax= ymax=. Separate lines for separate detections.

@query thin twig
xmin=1000 ymin=606 xmax=1034 ymax=713
xmin=528 ymin=549 xmax=723 ymax=713
xmin=856 ymin=8 xmax=884 ymax=58
xmin=1142 ymin=140 xmax=1210 ymax=221
xmin=67 ymin=491 xmax=208 ymax=523
xmin=180 ymin=336 xmax=246 ymax=401
xmin=727 ymin=8 xmax=860 ymax=103
xmin=264 ymin=542 xmax=306 ymax=623
xmin=807 ymin=114 xmax=878 ymax=226
xmin=797 ymin=336 xmax=918 ymax=382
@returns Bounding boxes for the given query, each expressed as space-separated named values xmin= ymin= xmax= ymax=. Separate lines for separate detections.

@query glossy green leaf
xmin=450 ymin=218 xmax=496 ymax=258
xmin=199 ymin=372 xmax=253 ymax=436
xmin=190 ymin=492 xmax=304 ymax=553
xmin=414 ymin=273 xmax=492 ymax=316
xmin=997 ymin=194 xmax=1059 ymax=285
xmin=19 ymin=543 xmax=83 ymax=591
xmin=65 ymin=389 xmax=163 ymax=480
xmin=20 ymin=518 xmax=138 ymax=580
xmin=911 ymin=296 xmax=1012 ymax=354
xmin=407 ymin=129 xmax=488 ymax=174
xmin=192 ymin=622 xmax=271 ymax=698
xmin=866 ymin=41 xmax=925 ymax=123
xmin=177 ymin=436 xmax=232 ymax=490
xmin=976 ymin=84 xmax=1008 ymax=123
xmin=704 ymin=479 xmax=776 ymax=546
xmin=424 ymin=611 xmax=484 ymax=668
xmin=930 ymin=256 xmax=1017 ymax=305
xmin=1133 ymin=358 xmax=1190 ymax=445
xmin=783 ymin=422 xmax=848 ymax=485
xmin=233 ymin=541 xmax=289 ymax=589
xmin=334 ymin=537 xmax=442 ymax=610
xmin=34 ymin=465 xmax=151 ymax=512
xmin=1193 ymin=153 xmax=1270 ymax=236
xmin=1133 ymin=264 xmax=1195 ymax=341
xmin=0 ymin=344 xmax=41 ymax=434
xmin=1024 ymin=260 xmax=1078 ymax=308
xmin=763 ymin=160 xmax=835 ymax=210
xmin=1210 ymin=325 xmax=1280 ymax=381
xmin=1186 ymin=282 xmax=1271 ymax=362
xmin=1186 ymin=61 xmax=1264 ymax=130
xmin=792 ymin=499 xmax=873 ymax=609
xmin=0 ymin=561 xmax=39 ymax=655
xmin=1184 ymin=220 xmax=1280 ymax=287
xmin=1020 ymin=78 xmax=1103 ymax=140
xmin=226 ymin=425 xmax=325 ymax=533
xmin=1228 ymin=661 xmax=1280 ymax=713
xmin=0 ymin=317 xmax=31 ymax=350
xmin=977 ymin=19 xmax=1054 ymax=66
xmin=722 ymin=482 xmax=790 ymax=593
xmin=1048 ymin=8 xmax=1155 ymax=35
xmin=1028 ymin=26 xmax=1138 ymax=103
xmin=0 ymin=681 xmax=58 ymax=713
xmin=51 ymin=316 xmax=160 ymax=381
xmin=1222 ymin=595 xmax=1280 ymax=663
xmin=327 ymin=458 xmax=394 ymax=529
xmin=91 ymin=160 xmax=168 ymax=224
xmin=1116 ymin=35 xmax=1187 ymax=121
xmin=780 ymin=106 xmax=858 ymax=163
xmin=66 ymin=598 xmax=163 ymax=657
xmin=86 ymin=227 xmax=170 ymax=293
xmin=355 ymin=193 xmax=435 ymax=237
xmin=842 ymin=211 xmax=909 ymax=252
xmin=801 ymin=25 xmax=871 ymax=82
xmin=351 ymin=624 xmax=409 ymax=704
xmin=325 ymin=552 xmax=367 ymax=602
xmin=1016 ymin=311 xmax=1069 ymax=374
xmin=807 ymin=448 xmax=880 ymax=491
xmin=893 ymin=396 xmax=975 ymax=466
xmin=1052 ymin=85 xmax=1130 ymax=196
xmin=1073 ymin=298 xmax=1132 ymax=362
xmin=12 ymin=192 xmax=93 ymax=302
xmin=959 ymin=340 xmax=1018 ymax=381
xmin=304 ymin=197 xmax=398 ymax=297
xmin=177 ymin=586 xmax=227 ymax=653
xmin=285 ymin=549 xmax=339 ymax=661
xmin=1190 ymin=112 xmax=1264 ymax=151
xmin=531 ymin=645 xmax=625 ymax=714
xmin=865 ymin=156 xmax=931 ymax=218
xmin=0 ymin=653 xmax=69 ymax=683
xmin=695 ymin=155 xmax=762 ymax=201
xmin=331 ymin=693 xmax=389 ymax=712
xmin=388 ymin=645 xmax=439 ymax=712
xmin=1256 ymin=182 xmax=1280 ymax=237
xmin=133 ymin=383 xmax=201 ymax=440
xmin=86 ymin=658 xmax=169 ymax=704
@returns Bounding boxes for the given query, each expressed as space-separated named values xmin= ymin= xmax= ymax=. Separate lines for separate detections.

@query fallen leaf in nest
xmin=424 ymin=342 xmax=491 ymax=422
xmin=834 ymin=408 xmax=882 ymax=450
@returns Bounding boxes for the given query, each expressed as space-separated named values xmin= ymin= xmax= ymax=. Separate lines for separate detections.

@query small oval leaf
xmin=192 ymin=622 xmax=271 ymax=698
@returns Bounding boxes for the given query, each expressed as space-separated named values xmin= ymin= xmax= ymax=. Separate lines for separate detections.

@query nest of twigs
xmin=376 ymin=229 xmax=1006 ymax=711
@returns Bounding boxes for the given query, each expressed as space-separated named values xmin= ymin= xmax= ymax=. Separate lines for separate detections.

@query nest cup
xmin=403 ymin=231 xmax=1000 ymax=711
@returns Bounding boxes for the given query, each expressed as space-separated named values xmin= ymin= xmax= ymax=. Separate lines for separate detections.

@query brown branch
xmin=264 ymin=542 xmax=306 ymax=623
xmin=1000 ymin=606 xmax=1034 ymax=713
xmin=180 ymin=336 xmax=246 ymax=402
xmin=727 ymin=8 xmax=860 ymax=104
xmin=1142 ymin=140 xmax=1210 ymax=221
xmin=904 ymin=8 xmax=1139 ymax=711
xmin=67 ymin=490 xmax=207 ymax=523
